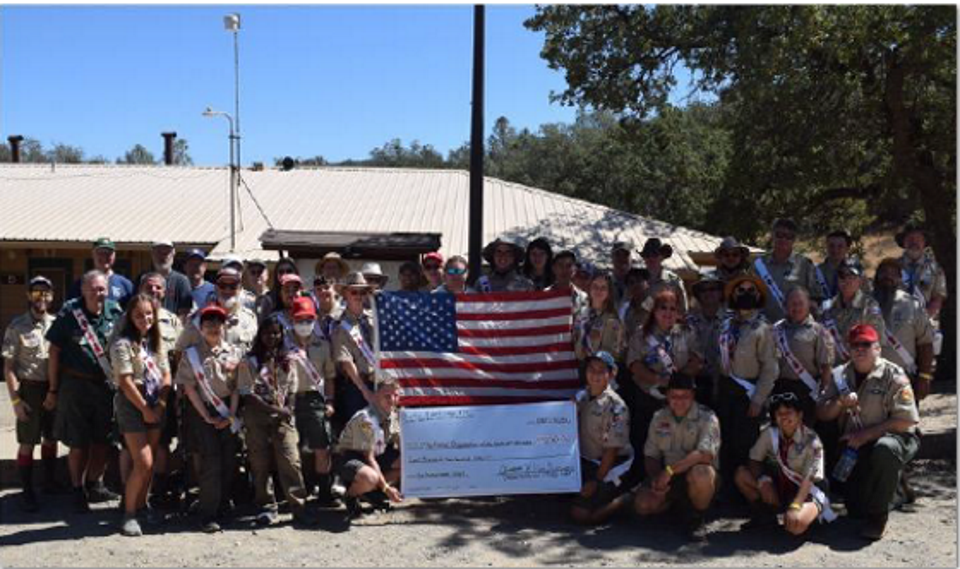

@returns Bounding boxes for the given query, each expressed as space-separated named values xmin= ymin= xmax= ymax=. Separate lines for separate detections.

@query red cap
xmin=279 ymin=273 xmax=303 ymax=287
xmin=198 ymin=304 xmax=229 ymax=321
xmin=423 ymin=252 xmax=443 ymax=265
xmin=291 ymin=297 xmax=316 ymax=321
xmin=848 ymin=324 xmax=879 ymax=344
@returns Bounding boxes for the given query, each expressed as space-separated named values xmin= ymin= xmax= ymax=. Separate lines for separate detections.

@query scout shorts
xmin=295 ymin=391 xmax=332 ymax=451
xmin=114 ymin=391 xmax=167 ymax=435
xmin=54 ymin=376 xmax=115 ymax=448
xmin=15 ymin=381 xmax=56 ymax=445
xmin=337 ymin=446 xmax=401 ymax=487
xmin=572 ymin=459 xmax=627 ymax=511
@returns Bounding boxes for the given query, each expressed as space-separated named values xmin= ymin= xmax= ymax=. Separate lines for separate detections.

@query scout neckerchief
xmin=719 ymin=314 xmax=757 ymax=398
xmin=249 ymin=354 xmax=292 ymax=411
xmin=291 ymin=346 xmax=325 ymax=393
xmin=579 ymin=309 xmax=603 ymax=356
xmin=138 ymin=341 xmax=163 ymax=406
xmin=72 ymin=306 xmax=113 ymax=378
xmin=644 ymin=331 xmax=677 ymax=400
xmin=773 ymin=322 xmax=819 ymax=396
xmin=753 ymin=257 xmax=786 ymax=313
xmin=882 ymin=327 xmax=918 ymax=375
xmin=477 ymin=275 xmax=492 ymax=293
xmin=186 ymin=346 xmax=242 ymax=433
xmin=341 ymin=313 xmax=377 ymax=367
xmin=769 ymin=426 xmax=837 ymax=523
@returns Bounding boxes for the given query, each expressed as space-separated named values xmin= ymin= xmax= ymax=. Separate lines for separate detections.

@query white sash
xmin=186 ymin=346 xmax=242 ymax=433
xmin=72 ymin=307 xmax=113 ymax=378
xmin=618 ymin=300 xmax=630 ymax=322
xmin=342 ymin=318 xmax=377 ymax=368
xmin=719 ymin=317 xmax=757 ymax=398
xmin=814 ymin=265 xmax=831 ymax=300
xmin=883 ymin=328 xmax=917 ymax=375
xmin=292 ymin=347 xmax=325 ymax=393
xmin=822 ymin=316 xmax=851 ymax=362
xmin=774 ymin=323 xmax=819 ymax=396
xmin=769 ymin=427 xmax=837 ymax=523
xmin=753 ymin=258 xmax=785 ymax=311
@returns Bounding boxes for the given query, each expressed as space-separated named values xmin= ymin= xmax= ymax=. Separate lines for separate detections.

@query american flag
xmin=375 ymin=289 xmax=580 ymax=406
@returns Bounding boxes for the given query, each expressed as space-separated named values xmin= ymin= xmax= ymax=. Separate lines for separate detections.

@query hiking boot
xmin=685 ymin=512 xmax=709 ymax=542
xmin=861 ymin=513 xmax=888 ymax=541
xmin=256 ymin=508 xmax=279 ymax=526
xmin=73 ymin=487 xmax=91 ymax=513
xmin=741 ymin=504 xmax=778 ymax=530
xmin=365 ymin=490 xmax=392 ymax=512
xmin=86 ymin=481 xmax=120 ymax=503
xmin=120 ymin=514 xmax=143 ymax=537
xmin=20 ymin=489 xmax=39 ymax=513
xmin=201 ymin=517 xmax=222 ymax=533
xmin=344 ymin=496 xmax=363 ymax=520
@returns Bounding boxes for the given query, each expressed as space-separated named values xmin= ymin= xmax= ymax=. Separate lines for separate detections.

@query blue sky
xmin=0 ymin=5 xmax=589 ymax=166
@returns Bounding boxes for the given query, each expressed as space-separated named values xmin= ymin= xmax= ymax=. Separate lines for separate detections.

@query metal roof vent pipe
xmin=7 ymin=135 xmax=24 ymax=163
xmin=161 ymin=131 xmax=177 ymax=165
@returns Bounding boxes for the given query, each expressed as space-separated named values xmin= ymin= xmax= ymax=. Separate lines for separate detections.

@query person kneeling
xmin=336 ymin=380 xmax=403 ymax=519
xmin=634 ymin=373 xmax=720 ymax=541
xmin=571 ymin=351 xmax=633 ymax=525
xmin=735 ymin=389 xmax=835 ymax=536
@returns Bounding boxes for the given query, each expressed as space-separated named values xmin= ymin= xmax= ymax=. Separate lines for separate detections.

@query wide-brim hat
xmin=895 ymin=223 xmax=928 ymax=248
xmin=482 ymin=238 xmax=524 ymax=265
xmin=316 ymin=252 xmax=350 ymax=278
xmin=639 ymin=238 xmax=673 ymax=259
xmin=714 ymin=236 xmax=749 ymax=258
xmin=724 ymin=274 xmax=768 ymax=306
xmin=342 ymin=271 xmax=373 ymax=290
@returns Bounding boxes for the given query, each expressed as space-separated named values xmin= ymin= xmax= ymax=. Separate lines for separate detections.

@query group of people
xmin=2 ymin=218 xmax=946 ymax=544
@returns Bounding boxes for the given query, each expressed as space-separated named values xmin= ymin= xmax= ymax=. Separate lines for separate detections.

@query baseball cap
xmin=585 ymin=351 xmax=617 ymax=371
xmin=279 ymin=273 xmax=303 ymax=287
xmin=199 ymin=304 xmax=229 ymax=322
xmin=93 ymin=237 xmax=116 ymax=251
xmin=422 ymin=252 xmax=444 ymax=266
xmin=291 ymin=297 xmax=317 ymax=321
xmin=29 ymin=275 xmax=53 ymax=289
xmin=185 ymin=248 xmax=206 ymax=261
xmin=221 ymin=255 xmax=244 ymax=270
xmin=836 ymin=261 xmax=863 ymax=278
xmin=848 ymin=324 xmax=879 ymax=344
xmin=216 ymin=267 xmax=242 ymax=282
xmin=151 ymin=239 xmax=174 ymax=249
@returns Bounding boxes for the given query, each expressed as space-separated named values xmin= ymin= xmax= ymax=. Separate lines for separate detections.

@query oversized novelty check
xmin=400 ymin=401 xmax=581 ymax=498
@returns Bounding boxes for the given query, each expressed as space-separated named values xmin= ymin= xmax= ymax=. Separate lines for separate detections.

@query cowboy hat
xmin=724 ymin=273 xmax=768 ymax=306
xmin=482 ymin=237 xmax=524 ymax=265
xmin=639 ymin=238 xmax=673 ymax=259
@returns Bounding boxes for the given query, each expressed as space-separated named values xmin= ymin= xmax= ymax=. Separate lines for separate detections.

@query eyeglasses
xmin=29 ymin=290 xmax=53 ymax=300
xmin=769 ymin=392 xmax=799 ymax=405
xmin=446 ymin=267 xmax=467 ymax=276
xmin=774 ymin=232 xmax=796 ymax=241
xmin=424 ymin=264 xmax=441 ymax=271
xmin=850 ymin=342 xmax=873 ymax=350
xmin=217 ymin=282 xmax=239 ymax=290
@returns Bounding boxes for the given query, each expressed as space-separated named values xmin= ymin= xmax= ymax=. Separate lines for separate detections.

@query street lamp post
xmin=203 ymin=107 xmax=237 ymax=252
xmin=224 ymin=13 xmax=241 ymax=179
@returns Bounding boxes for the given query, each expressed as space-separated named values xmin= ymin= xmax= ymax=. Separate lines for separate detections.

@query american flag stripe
xmin=377 ymin=289 xmax=580 ymax=407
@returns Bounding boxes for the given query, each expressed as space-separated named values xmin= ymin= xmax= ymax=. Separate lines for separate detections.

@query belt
xmin=62 ymin=367 xmax=105 ymax=382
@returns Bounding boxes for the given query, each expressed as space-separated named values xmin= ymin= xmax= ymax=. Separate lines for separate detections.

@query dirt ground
xmin=0 ymin=457 xmax=955 ymax=568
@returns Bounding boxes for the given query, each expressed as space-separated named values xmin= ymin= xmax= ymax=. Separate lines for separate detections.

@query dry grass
xmin=800 ymin=229 xmax=900 ymax=275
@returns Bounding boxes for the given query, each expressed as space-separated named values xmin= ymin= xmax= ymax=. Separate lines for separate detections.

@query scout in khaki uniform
xmin=571 ymin=351 xmax=633 ymax=525
xmin=736 ymin=390 xmax=833 ymax=536
xmin=635 ymin=373 xmax=721 ymax=541
xmin=717 ymin=275 xmax=779 ymax=485
xmin=619 ymin=267 xmax=651 ymax=343
xmin=896 ymin=223 xmax=948 ymax=323
xmin=177 ymin=267 xmax=258 ymax=353
xmin=773 ymin=287 xmax=834 ymax=424
xmin=822 ymin=261 xmax=885 ymax=365
xmin=750 ymin=218 xmax=825 ymax=324
xmin=110 ymin=293 xmax=172 ymax=537
xmin=176 ymin=304 xmax=243 ymax=533
xmin=639 ymin=238 xmax=688 ymax=315
xmin=546 ymin=250 xmax=588 ymax=319
xmin=221 ymin=255 xmax=259 ymax=314
xmin=686 ymin=274 xmax=725 ymax=408
xmin=3 ymin=276 xmax=58 ymax=512
xmin=476 ymin=237 xmax=535 ymax=293
xmin=817 ymin=324 xmax=920 ymax=541
xmin=337 ymin=380 xmax=403 ymax=519
xmin=816 ymin=229 xmax=868 ymax=301
xmin=238 ymin=316 xmax=319 ymax=527
xmin=707 ymin=236 xmax=751 ymax=285
xmin=289 ymin=297 xmax=339 ymax=505
xmin=332 ymin=272 xmax=379 ymax=424
xmin=574 ymin=272 xmax=626 ymax=364
xmin=610 ymin=240 xmax=633 ymax=305
xmin=874 ymin=258 xmax=935 ymax=400
xmin=46 ymin=270 xmax=124 ymax=513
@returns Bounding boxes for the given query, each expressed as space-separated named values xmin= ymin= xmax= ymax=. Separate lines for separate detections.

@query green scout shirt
xmin=2 ymin=312 xmax=55 ymax=383
xmin=46 ymin=298 xmax=122 ymax=379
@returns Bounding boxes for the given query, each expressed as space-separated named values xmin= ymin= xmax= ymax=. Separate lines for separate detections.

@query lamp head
xmin=224 ymin=14 xmax=240 ymax=32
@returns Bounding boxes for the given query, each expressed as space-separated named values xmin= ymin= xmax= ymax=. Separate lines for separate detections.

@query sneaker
xmin=86 ymin=481 xmax=120 ymax=503
xmin=256 ymin=508 xmax=279 ymax=526
xmin=344 ymin=496 xmax=363 ymax=520
xmin=120 ymin=515 xmax=143 ymax=537
xmin=20 ymin=490 xmax=39 ymax=513
xmin=364 ymin=490 xmax=392 ymax=512
xmin=201 ymin=517 xmax=222 ymax=533
xmin=73 ymin=487 xmax=91 ymax=514
xmin=860 ymin=513 xmax=888 ymax=541
xmin=685 ymin=513 xmax=709 ymax=542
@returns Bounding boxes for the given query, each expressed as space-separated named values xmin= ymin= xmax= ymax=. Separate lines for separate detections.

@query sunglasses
xmin=720 ymin=251 xmax=742 ymax=258
xmin=217 ymin=282 xmax=239 ymax=290
xmin=769 ymin=392 xmax=799 ymax=405
xmin=850 ymin=342 xmax=873 ymax=350
xmin=774 ymin=232 xmax=796 ymax=241
xmin=29 ymin=290 xmax=53 ymax=299
xmin=446 ymin=267 xmax=467 ymax=276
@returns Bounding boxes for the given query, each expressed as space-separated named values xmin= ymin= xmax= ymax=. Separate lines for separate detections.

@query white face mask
xmin=222 ymin=296 xmax=238 ymax=311
xmin=294 ymin=321 xmax=316 ymax=338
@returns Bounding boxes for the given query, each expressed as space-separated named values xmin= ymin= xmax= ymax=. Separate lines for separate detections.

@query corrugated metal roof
xmin=0 ymin=164 xmax=739 ymax=272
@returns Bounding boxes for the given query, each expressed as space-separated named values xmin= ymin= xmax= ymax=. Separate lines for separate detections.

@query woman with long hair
xmin=522 ymin=237 xmax=555 ymax=291
xmin=110 ymin=293 xmax=171 ymax=536
xmin=260 ymin=257 xmax=299 ymax=322
xmin=574 ymin=272 xmax=626 ymax=364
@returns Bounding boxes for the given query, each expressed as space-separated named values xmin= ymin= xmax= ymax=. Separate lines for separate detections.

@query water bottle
xmin=833 ymin=447 xmax=858 ymax=483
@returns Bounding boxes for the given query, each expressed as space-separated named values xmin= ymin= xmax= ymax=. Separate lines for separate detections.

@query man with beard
xmin=874 ymin=258 xmax=935 ymax=402
xmin=475 ymin=238 xmax=535 ymax=293
xmin=896 ymin=223 xmax=947 ymax=323
xmin=139 ymin=240 xmax=193 ymax=319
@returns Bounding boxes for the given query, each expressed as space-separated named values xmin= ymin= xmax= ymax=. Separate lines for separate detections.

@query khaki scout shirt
xmin=900 ymin=251 xmax=949 ymax=305
xmin=237 ymin=356 xmax=299 ymax=407
xmin=157 ymin=307 xmax=182 ymax=356
xmin=749 ymin=424 xmax=824 ymax=482
xmin=824 ymin=291 xmax=885 ymax=364
xmin=822 ymin=358 xmax=920 ymax=434
xmin=774 ymin=315 xmax=834 ymax=382
xmin=177 ymin=304 xmax=259 ymax=354
xmin=110 ymin=338 xmax=170 ymax=387
xmin=2 ymin=312 xmax=54 ymax=382
xmin=751 ymin=253 xmax=825 ymax=323
xmin=332 ymin=309 xmax=378 ymax=376
xmin=626 ymin=324 xmax=701 ymax=377
xmin=686 ymin=310 xmax=723 ymax=383
xmin=817 ymin=257 xmax=870 ymax=299
xmin=620 ymin=300 xmax=651 ymax=344
xmin=574 ymin=309 xmax=626 ymax=363
xmin=174 ymin=340 xmax=241 ymax=399
xmin=292 ymin=339 xmax=337 ymax=394
xmin=477 ymin=269 xmax=535 ymax=293
xmin=880 ymin=290 xmax=934 ymax=371
xmin=547 ymin=284 xmax=589 ymax=322
xmin=723 ymin=313 xmax=779 ymax=405
xmin=337 ymin=404 xmax=399 ymax=455
xmin=644 ymin=403 xmax=721 ymax=469
xmin=576 ymin=387 xmax=631 ymax=462
xmin=647 ymin=268 xmax=689 ymax=314
xmin=706 ymin=265 xmax=750 ymax=286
